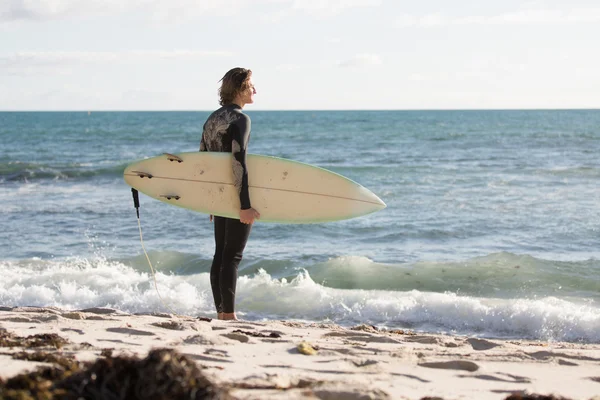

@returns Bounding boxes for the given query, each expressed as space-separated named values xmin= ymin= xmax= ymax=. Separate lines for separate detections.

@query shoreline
xmin=1 ymin=306 xmax=600 ymax=399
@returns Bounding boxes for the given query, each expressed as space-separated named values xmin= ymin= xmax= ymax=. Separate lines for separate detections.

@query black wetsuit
xmin=200 ymin=104 xmax=252 ymax=314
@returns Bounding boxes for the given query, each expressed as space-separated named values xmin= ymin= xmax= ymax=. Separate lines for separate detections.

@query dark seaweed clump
xmin=0 ymin=330 xmax=69 ymax=349
xmin=0 ymin=348 xmax=230 ymax=400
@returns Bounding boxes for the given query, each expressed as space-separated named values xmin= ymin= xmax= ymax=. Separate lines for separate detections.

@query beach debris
xmin=297 ymin=341 xmax=318 ymax=355
xmin=418 ymin=360 xmax=479 ymax=372
xmin=232 ymin=329 xmax=282 ymax=338
xmin=152 ymin=321 xmax=185 ymax=331
xmin=183 ymin=334 xmax=229 ymax=346
xmin=350 ymin=324 xmax=379 ymax=333
xmin=100 ymin=348 xmax=114 ymax=357
xmin=0 ymin=330 xmax=70 ymax=349
xmin=0 ymin=348 xmax=230 ymax=400
xmin=198 ymin=317 xmax=213 ymax=322
xmin=10 ymin=351 xmax=76 ymax=366
xmin=388 ymin=329 xmax=416 ymax=335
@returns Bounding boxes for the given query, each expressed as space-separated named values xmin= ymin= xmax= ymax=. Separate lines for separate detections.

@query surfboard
xmin=123 ymin=152 xmax=385 ymax=223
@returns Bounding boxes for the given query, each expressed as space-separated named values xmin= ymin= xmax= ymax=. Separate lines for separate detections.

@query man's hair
xmin=218 ymin=67 xmax=252 ymax=106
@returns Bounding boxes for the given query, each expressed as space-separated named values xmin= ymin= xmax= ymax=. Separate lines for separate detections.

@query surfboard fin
xmin=160 ymin=195 xmax=181 ymax=201
xmin=164 ymin=153 xmax=183 ymax=163
xmin=131 ymin=171 xmax=153 ymax=179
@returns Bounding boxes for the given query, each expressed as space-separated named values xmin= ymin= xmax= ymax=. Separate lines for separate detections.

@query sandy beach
xmin=0 ymin=306 xmax=599 ymax=399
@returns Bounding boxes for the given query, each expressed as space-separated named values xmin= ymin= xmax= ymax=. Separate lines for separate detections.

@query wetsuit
xmin=200 ymin=104 xmax=252 ymax=314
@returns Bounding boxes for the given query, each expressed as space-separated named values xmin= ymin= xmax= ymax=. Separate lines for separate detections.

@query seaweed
xmin=0 ymin=348 xmax=230 ymax=400
xmin=0 ymin=331 xmax=70 ymax=350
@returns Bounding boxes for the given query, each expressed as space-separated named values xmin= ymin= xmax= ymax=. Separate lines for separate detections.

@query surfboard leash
xmin=131 ymin=188 xmax=181 ymax=318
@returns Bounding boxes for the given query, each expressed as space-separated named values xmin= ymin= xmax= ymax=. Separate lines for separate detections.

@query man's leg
xmin=209 ymin=216 xmax=226 ymax=316
xmin=220 ymin=217 xmax=252 ymax=318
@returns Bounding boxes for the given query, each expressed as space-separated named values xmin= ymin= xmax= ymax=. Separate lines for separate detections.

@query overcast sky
xmin=1 ymin=0 xmax=599 ymax=110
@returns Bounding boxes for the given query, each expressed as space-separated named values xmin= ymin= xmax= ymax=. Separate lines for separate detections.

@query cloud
xmin=1 ymin=0 xmax=380 ymax=22
xmin=290 ymin=0 xmax=381 ymax=17
xmin=337 ymin=53 xmax=382 ymax=68
xmin=0 ymin=0 xmax=256 ymax=22
xmin=0 ymin=0 xmax=126 ymax=21
xmin=0 ymin=50 xmax=231 ymax=75
xmin=396 ymin=7 xmax=600 ymax=27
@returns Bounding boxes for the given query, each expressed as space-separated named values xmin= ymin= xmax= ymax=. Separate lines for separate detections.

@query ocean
xmin=1 ymin=110 xmax=599 ymax=343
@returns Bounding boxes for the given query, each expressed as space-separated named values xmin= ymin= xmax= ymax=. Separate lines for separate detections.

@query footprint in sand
xmin=98 ymin=339 xmax=142 ymax=346
xmin=419 ymin=360 xmax=480 ymax=372
xmin=222 ymin=332 xmax=250 ymax=343
xmin=86 ymin=316 xmax=117 ymax=321
xmin=404 ymin=335 xmax=441 ymax=345
xmin=323 ymin=331 xmax=401 ymax=344
xmin=558 ymin=359 xmax=579 ymax=366
xmin=458 ymin=372 xmax=531 ymax=383
xmin=528 ymin=350 xmax=600 ymax=363
xmin=1 ymin=317 xmax=37 ymax=323
xmin=182 ymin=353 xmax=235 ymax=363
xmin=106 ymin=327 xmax=156 ymax=336
xmin=466 ymin=338 xmax=501 ymax=351
xmin=79 ymin=307 xmax=119 ymax=315
xmin=311 ymin=383 xmax=390 ymax=400
xmin=205 ymin=348 xmax=229 ymax=357
xmin=61 ymin=312 xmax=85 ymax=320
xmin=61 ymin=328 xmax=85 ymax=335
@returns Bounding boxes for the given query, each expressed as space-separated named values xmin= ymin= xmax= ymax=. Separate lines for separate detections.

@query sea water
xmin=1 ymin=110 xmax=599 ymax=342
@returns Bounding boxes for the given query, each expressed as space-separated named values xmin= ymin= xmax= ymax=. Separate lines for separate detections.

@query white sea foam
xmin=1 ymin=258 xmax=599 ymax=343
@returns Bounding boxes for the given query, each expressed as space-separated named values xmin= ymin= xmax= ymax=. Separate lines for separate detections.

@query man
xmin=200 ymin=67 xmax=260 ymax=321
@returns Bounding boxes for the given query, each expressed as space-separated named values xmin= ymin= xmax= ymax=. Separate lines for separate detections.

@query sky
xmin=1 ymin=0 xmax=599 ymax=110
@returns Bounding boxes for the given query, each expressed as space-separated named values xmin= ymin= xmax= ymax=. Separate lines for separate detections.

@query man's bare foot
xmin=221 ymin=312 xmax=237 ymax=321
xmin=217 ymin=313 xmax=224 ymax=320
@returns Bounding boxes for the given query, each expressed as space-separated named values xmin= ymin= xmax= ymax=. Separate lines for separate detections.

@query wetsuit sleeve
xmin=199 ymin=122 xmax=207 ymax=151
xmin=230 ymin=114 xmax=251 ymax=210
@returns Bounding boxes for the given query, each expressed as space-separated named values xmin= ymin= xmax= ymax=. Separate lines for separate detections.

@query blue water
xmin=1 ymin=110 xmax=599 ymax=342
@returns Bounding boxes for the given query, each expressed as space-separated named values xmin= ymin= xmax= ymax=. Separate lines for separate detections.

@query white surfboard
xmin=123 ymin=152 xmax=385 ymax=223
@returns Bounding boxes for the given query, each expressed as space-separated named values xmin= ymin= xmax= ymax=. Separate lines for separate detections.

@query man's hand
xmin=240 ymin=208 xmax=260 ymax=224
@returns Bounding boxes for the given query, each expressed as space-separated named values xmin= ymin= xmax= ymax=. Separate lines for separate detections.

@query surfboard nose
xmin=373 ymin=194 xmax=386 ymax=210
xmin=357 ymin=185 xmax=386 ymax=211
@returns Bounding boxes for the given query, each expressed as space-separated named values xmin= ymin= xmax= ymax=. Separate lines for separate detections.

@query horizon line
xmin=1 ymin=108 xmax=599 ymax=112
